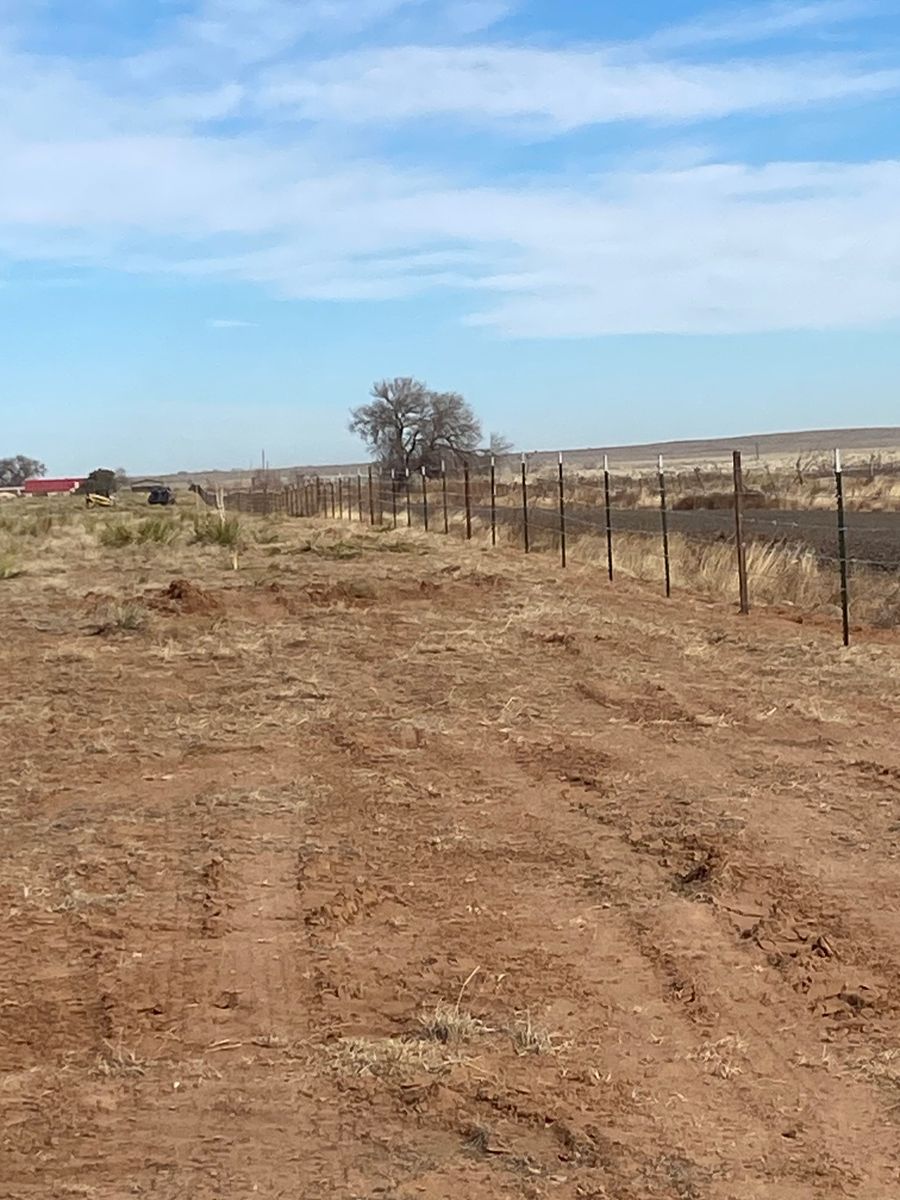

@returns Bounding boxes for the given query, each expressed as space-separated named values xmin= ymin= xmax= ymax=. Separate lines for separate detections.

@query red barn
xmin=23 ymin=478 xmax=82 ymax=496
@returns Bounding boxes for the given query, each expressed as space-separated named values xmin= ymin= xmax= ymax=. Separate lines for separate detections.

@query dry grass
xmin=329 ymin=1035 xmax=452 ymax=1077
xmin=688 ymin=1036 xmax=749 ymax=1080
xmin=553 ymin=531 xmax=900 ymax=627
xmin=331 ymin=1002 xmax=562 ymax=1077
xmin=91 ymin=600 xmax=150 ymax=634
xmin=1 ymin=492 xmax=896 ymax=631
xmin=854 ymin=1049 xmax=900 ymax=1104
xmin=98 ymin=515 xmax=181 ymax=547
xmin=510 ymin=1012 xmax=564 ymax=1056
xmin=95 ymin=1039 xmax=148 ymax=1078
xmin=419 ymin=1001 xmax=493 ymax=1044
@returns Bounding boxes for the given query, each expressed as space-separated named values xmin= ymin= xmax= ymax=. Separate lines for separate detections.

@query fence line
xmin=222 ymin=453 xmax=900 ymax=645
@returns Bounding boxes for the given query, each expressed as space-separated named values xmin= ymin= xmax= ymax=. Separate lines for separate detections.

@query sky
xmin=1 ymin=0 xmax=899 ymax=474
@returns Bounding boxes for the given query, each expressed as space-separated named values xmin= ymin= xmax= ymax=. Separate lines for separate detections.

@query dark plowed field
xmin=489 ymin=504 xmax=900 ymax=570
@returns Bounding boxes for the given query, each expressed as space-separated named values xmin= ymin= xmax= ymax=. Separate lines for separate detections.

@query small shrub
xmin=191 ymin=514 xmax=243 ymax=548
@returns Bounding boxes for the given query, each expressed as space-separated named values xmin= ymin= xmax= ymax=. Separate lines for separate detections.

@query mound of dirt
xmin=154 ymin=578 xmax=222 ymax=615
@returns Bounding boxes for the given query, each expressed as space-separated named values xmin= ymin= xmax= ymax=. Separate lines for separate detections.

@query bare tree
xmin=0 ymin=455 xmax=46 ymax=487
xmin=350 ymin=378 xmax=486 ymax=475
xmin=486 ymin=432 xmax=514 ymax=458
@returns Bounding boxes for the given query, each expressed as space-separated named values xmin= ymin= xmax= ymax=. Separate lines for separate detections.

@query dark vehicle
xmin=148 ymin=487 xmax=176 ymax=506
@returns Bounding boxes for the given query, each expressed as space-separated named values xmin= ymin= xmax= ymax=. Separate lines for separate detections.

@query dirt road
xmin=2 ymin=520 xmax=900 ymax=1198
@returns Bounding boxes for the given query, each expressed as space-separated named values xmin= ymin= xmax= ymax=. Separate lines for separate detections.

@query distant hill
xmin=517 ymin=427 xmax=900 ymax=471
xmin=159 ymin=427 xmax=900 ymax=485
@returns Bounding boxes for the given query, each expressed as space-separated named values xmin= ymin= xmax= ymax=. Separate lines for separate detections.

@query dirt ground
xmin=2 ymin=515 xmax=900 ymax=1199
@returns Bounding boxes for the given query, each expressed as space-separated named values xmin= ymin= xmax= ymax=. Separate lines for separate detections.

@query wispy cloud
xmin=647 ymin=0 xmax=877 ymax=51
xmin=259 ymin=46 xmax=900 ymax=130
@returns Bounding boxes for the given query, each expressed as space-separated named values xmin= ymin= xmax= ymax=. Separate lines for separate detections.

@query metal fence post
xmin=490 ymin=455 xmax=497 ymax=547
xmin=658 ymin=455 xmax=671 ymax=598
xmin=521 ymin=454 xmax=530 ymax=553
xmin=732 ymin=450 xmax=750 ymax=614
xmin=367 ymin=465 xmax=375 ymax=525
xmin=421 ymin=467 xmax=429 ymax=532
xmin=330 ymin=480 xmax=336 ymax=519
xmin=835 ymin=448 xmax=851 ymax=647
xmin=390 ymin=470 xmax=398 ymax=528
xmin=357 ymin=472 xmax=363 ymax=522
xmin=464 ymin=461 xmax=472 ymax=540
xmin=405 ymin=468 xmax=412 ymax=527
xmin=603 ymin=454 xmax=614 ymax=582
xmin=337 ymin=476 xmax=343 ymax=519
xmin=441 ymin=460 xmax=449 ymax=535
xmin=558 ymin=452 xmax=567 ymax=568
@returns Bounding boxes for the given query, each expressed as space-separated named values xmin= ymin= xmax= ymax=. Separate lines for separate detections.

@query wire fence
xmin=222 ymin=452 xmax=900 ymax=647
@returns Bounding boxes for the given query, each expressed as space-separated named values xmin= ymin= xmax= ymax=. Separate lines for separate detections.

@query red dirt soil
xmin=2 ymin=523 xmax=900 ymax=1199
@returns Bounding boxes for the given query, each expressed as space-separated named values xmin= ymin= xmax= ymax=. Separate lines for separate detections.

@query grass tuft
xmin=92 ymin=600 xmax=150 ymax=634
xmin=136 ymin=516 xmax=180 ymax=545
xmin=95 ymin=1039 xmax=147 ymax=1078
xmin=419 ymin=1001 xmax=492 ymax=1044
xmin=510 ymin=1011 xmax=564 ymax=1056
xmin=330 ymin=1035 xmax=450 ymax=1077
xmin=98 ymin=521 xmax=136 ymax=548
xmin=191 ymin=514 xmax=243 ymax=548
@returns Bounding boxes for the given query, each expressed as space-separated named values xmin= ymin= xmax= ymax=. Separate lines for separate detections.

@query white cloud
xmin=126 ymin=0 xmax=510 ymax=81
xmin=260 ymin=45 xmax=900 ymax=130
xmin=6 ymin=131 xmax=899 ymax=335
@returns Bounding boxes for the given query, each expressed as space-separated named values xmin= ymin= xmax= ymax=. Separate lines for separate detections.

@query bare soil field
xmin=2 ymin=514 xmax=900 ymax=1199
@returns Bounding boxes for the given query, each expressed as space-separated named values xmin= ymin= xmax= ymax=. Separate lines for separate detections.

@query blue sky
xmin=1 ymin=0 xmax=899 ymax=474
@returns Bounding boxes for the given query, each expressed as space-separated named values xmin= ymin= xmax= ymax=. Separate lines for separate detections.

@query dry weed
xmin=854 ymin=1049 xmax=900 ymax=1102
xmin=510 ymin=1012 xmax=565 ymax=1056
xmin=420 ymin=1001 xmax=493 ymax=1044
